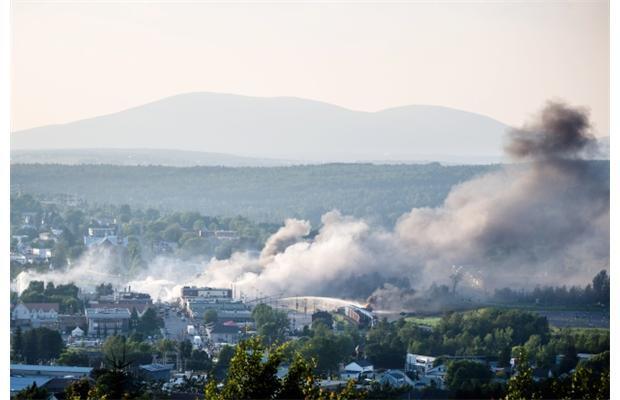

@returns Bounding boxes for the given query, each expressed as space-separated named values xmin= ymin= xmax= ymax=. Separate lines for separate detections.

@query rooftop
xmin=85 ymin=308 xmax=131 ymax=319
xmin=210 ymin=323 xmax=240 ymax=334
xmin=349 ymin=359 xmax=373 ymax=368
xmin=11 ymin=364 xmax=93 ymax=374
xmin=20 ymin=302 xmax=60 ymax=312
xmin=140 ymin=363 xmax=175 ymax=372
xmin=10 ymin=376 xmax=52 ymax=393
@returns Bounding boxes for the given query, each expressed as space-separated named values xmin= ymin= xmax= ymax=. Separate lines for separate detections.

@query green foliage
xmin=19 ymin=280 xmax=83 ymax=313
xmin=102 ymin=335 xmax=154 ymax=369
xmin=186 ymin=349 xmax=213 ymax=371
xmin=297 ymin=323 xmax=355 ymax=375
xmin=252 ymin=304 xmax=290 ymax=346
xmin=163 ymin=223 xmax=183 ymax=243
xmin=11 ymin=326 xmax=24 ymax=362
xmin=504 ymin=348 xmax=540 ymax=400
xmin=214 ymin=345 xmax=236 ymax=380
xmin=445 ymin=360 xmax=492 ymax=392
xmin=204 ymin=309 xmax=219 ymax=324
xmin=14 ymin=382 xmax=49 ymax=400
xmin=493 ymin=269 xmax=610 ymax=308
xmin=11 ymin=163 xmax=504 ymax=225
xmin=136 ymin=307 xmax=164 ymax=336
xmin=126 ymin=238 xmax=146 ymax=274
xmin=400 ymin=308 xmax=549 ymax=358
xmin=58 ymin=349 xmax=91 ymax=367
xmin=365 ymin=319 xmax=406 ymax=368
xmin=207 ymin=337 xmax=366 ymax=400
xmin=178 ymin=339 xmax=193 ymax=359
xmin=91 ymin=367 xmax=143 ymax=399
xmin=96 ymin=283 xmax=114 ymax=297
xmin=20 ymin=327 xmax=65 ymax=363
xmin=219 ymin=337 xmax=285 ymax=399
xmin=65 ymin=378 xmax=92 ymax=399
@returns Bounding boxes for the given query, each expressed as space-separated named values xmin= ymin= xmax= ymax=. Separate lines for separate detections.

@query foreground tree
xmin=14 ymin=382 xmax=49 ymax=400
xmin=504 ymin=348 xmax=540 ymax=400
xmin=446 ymin=360 xmax=493 ymax=392
xmin=11 ymin=326 xmax=23 ymax=362
xmin=251 ymin=304 xmax=290 ymax=346
xmin=21 ymin=327 xmax=64 ymax=363
xmin=205 ymin=337 xmax=366 ymax=400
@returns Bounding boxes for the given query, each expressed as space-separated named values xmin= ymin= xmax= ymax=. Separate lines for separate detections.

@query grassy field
xmin=404 ymin=316 xmax=441 ymax=328
xmin=398 ymin=306 xmax=609 ymax=330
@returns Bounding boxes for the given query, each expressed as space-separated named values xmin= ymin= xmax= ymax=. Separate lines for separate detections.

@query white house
xmin=405 ymin=354 xmax=436 ymax=375
xmin=12 ymin=303 xmax=59 ymax=327
xmin=417 ymin=364 xmax=447 ymax=389
xmin=207 ymin=322 xmax=240 ymax=345
xmin=380 ymin=369 xmax=415 ymax=389
xmin=340 ymin=360 xmax=374 ymax=381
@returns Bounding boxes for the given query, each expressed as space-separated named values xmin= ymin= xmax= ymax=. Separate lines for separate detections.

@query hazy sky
xmin=11 ymin=0 xmax=609 ymax=136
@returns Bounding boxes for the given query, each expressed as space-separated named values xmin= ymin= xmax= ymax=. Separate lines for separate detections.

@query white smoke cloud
xmin=13 ymin=102 xmax=609 ymax=311
xmin=259 ymin=218 xmax=311 ymax=265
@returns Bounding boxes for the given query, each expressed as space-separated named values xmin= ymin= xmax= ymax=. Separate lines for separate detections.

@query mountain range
xmin=11 ymin=92 xmax=609 ymax=165
xmin=12 ymin=92 xmax=513 ymax=164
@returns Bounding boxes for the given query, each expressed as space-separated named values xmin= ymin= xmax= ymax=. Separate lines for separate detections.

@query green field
xmin=404 ymin=316 xmax=441 ymax=328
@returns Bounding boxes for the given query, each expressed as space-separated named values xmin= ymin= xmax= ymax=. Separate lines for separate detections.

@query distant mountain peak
xmin=12 ymin=92 xmax=510 ymax=164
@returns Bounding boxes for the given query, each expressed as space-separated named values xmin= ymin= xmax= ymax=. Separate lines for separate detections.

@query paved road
xmin=160 ymin=305 xmax=195 ymax=341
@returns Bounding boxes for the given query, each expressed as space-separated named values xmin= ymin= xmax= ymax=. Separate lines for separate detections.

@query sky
xmin=11 ymin=0 xmax=609 ymax=136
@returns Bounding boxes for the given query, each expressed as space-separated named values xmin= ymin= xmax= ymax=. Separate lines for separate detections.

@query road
xmin=160 ymin=305 xmax=196 ymax=341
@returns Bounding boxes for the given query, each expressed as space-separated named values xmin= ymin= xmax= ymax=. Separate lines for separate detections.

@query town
xmin=9 ymin=192 xmax=611 ymax=399
xmin=10 ymin=275 xmax=611 ymax=399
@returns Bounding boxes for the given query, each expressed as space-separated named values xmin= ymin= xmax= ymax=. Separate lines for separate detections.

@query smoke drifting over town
xmin=14 ymin=102 xmax=609 ymax=310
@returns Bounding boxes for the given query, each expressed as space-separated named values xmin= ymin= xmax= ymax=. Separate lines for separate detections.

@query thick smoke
xmin=196 ymin=100 xmax=608 ymax=305
xmin=259 ymin=219 xmax=311 ymax=265
xmin=13 ymin=247 xmax=207 ymax=302
xmin=506 ymin=102 xmax=598 ymax=159
xmin=13 ymin=101 xmax=609 ymax=311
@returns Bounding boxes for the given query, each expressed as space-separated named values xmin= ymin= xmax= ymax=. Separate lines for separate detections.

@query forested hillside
xmin=10 ymin=161 xmax=609 ymax=224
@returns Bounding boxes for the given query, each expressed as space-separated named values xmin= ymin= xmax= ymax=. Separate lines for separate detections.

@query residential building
xmin=379 ymin=370 xmax=415 ymax=388
xmin=85 ymin=308 xmax=131 ymax=337
xmin=340 ymin=360 xmax=374 ymax=381
xmin=59 ymin=315 xmax=87 ymax=334
xmin=405 ymin=354 xmax=436 ymax=375
xmin=11 ymin=303 xmax=59 ymax=329
xmin=418 ymin=364 xmax=447 ymax=389
xmin=207 ymin=322 xmax=241 ymax=345
xmin=83 ymin=226 xmax=126 ymax=248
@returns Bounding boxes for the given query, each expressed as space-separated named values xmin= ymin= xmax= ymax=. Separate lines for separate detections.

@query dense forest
xmin=11 ymin=163 xmax=501 ymax=225
xmin=11 ymin=161 xmax=609 ymax=225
